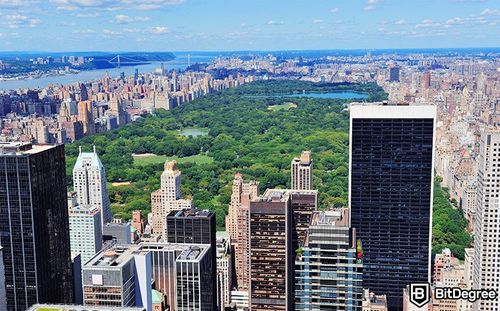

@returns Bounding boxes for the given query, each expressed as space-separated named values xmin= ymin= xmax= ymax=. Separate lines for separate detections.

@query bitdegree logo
xmin=409 ymin=283 xmax=498 ymax=307
xmin=434 ymin=287 xmax=498 ymax=302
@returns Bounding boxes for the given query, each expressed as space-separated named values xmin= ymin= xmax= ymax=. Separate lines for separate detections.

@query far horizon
xmin=0 ymin=0 xmax=498 ymax=51
xmin=1 ymin=47 xmax=500 ymax=56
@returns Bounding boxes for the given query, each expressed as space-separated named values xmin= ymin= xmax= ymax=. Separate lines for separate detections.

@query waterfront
xmin=0 ymin=54 xmax=215 ymax=91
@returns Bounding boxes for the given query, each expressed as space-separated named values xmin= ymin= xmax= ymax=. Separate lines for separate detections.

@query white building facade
xmin=73 ymin=146 xmax=112 ymax=228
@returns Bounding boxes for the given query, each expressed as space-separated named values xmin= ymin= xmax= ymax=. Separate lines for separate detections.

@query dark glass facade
xmin=350 ymin=118 xmax=433 ymax=310
xmin=165 ymin=209 xmax=216 ymax=311
xmin=0 ymin=144 xmax=73 ymax=310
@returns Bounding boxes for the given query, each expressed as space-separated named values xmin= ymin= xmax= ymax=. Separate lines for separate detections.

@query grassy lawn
xmin=133 ymin=153 xmax=214 ymax=166
xmin=179 ymin=127 xmax=209 ymax=137
xmin=267 ymin=102 xmax=297 ymax=111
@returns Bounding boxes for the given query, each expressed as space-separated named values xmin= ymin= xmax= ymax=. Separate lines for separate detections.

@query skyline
xmin=0 ymin=0 xmax=499 ymax=52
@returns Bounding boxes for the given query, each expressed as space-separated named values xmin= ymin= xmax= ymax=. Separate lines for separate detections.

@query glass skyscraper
xmin=349 ymin=103 xmax=435 ymax=310
xmin=0 ymin=143 xmax=73 ymax=310
xmin=295 ymin=209 xmax=363 ymax=311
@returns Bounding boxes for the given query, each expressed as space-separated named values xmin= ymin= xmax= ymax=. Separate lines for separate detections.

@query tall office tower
xmin=73 ymin=146 xmax=112 ymax=228
xmin=151 ymin=161 xmax=192 ymax=235
xmin=68 ymin=203 xmax=103 ymax=263
xmin=225 ymin=173 xmax=259 ymax=290
xmin=140 ymin=242 xmax=212 ymax=311
xmin=473 ymin=129 xmax=500 ymax=311
xmin=80 ymin=83 xmax=89 ymax=101
xmin=217 ymin=238 xmax=232 ymax=310
xmin=103 ymin=221 xmax=132 ymax=244
xmin=0 ymin=142 xmax=73 ymax=310
xmin=132 ymin=210 xmax=145 ymax=235
xmin=290 ymin=190 xmax=317 ymax=253
xmin=176 ymin=245 xmax=214 ymax=311
xmin=166 ymin=208 xmax=216 ymax=311
xmin=388 ymin=65 xmax=400 ymax=82
xmin=0 ymin=246 xmax=6 ymax=311
xmin=291 ymin=151 xmax=313 ymax=190
xmin=422 ymin=71 xmax=431 ymax=89
xmin=77 ymin=100 xmax=95 ymax=135
xmin=349 ymin=103 xmax=436 ymax=310
xmin=249 ymin=189 xmax=293 ymax=311
xmin=109 ymin=94 xmax=128 ymax=125
xmin=82 ymin=245 xmax=152 ymax=310
xmin=295 ymin=209 xmax=363 ymax=310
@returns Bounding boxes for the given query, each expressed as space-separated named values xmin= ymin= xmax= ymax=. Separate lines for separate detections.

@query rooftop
xmin=27 ymin=304 xmax=145 ymax=311
xmin=0 ymin=142 xmax=57 ymax=155
xmin=169 ymin=208 xmax=213 ymax=218
xmin=84 ymin=245 xmax=147 ymax=268
xmin=311 ymin=208 xmax=350 ymax=227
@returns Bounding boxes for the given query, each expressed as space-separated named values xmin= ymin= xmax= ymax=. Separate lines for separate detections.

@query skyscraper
xmin=140 ymin=241 xmax=212 ymax=311
xmin=0 ymin=142 xmax=73 ymax=310
xmin=73 ymin=146 xmax=112 ymax=228
xmin=82 ymin=245 xmax=152 ymax=310
xmin=165 ymin=208 xmax=216 ymax=311
xmin=295 ymin=209 xmax=363 ymax=310
xmin=291 ymin=151 xmax=313 ymax=190
xmin=249 ymin=189 xmax=293 ymax=311
xmin=349 ymin=103 xmax=436 ymax=310
xmin=151 ymin=161 xmax=192 ymax=235
xmin=77 ymin=100 xmax=95 ymax=135
xmin=388 ymin=65 xmax=400 ymax=82
xmin=68 ymin=200 xmax=103 ymax=264
xmin=422 ymin=71 xmax=431 ymax=89
xmin=473 ymin=129 xmax=500 ymax=311
xmin=225 ymin=173 xmax=259 ymax=290
xmin=216 ymin=237 xmax=232 ymax=310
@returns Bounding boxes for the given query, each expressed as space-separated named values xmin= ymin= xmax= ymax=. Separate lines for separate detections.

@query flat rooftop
xmin=84 ymin=245 xmax=147 ymax=268
xmin=28 ymin=304 xmax=145 ymax=311
xmin=311 ymin=208 xmax=350 ymax=227
xmin=350 ymin=102 xmax=436 ymax=119
xmin=139 ymin=241 xmax=210 ymax=262
xmin=169 ymin=208 xmax=213 ymax=218
xmin=0 ymin=142 xmax=57 ymax=155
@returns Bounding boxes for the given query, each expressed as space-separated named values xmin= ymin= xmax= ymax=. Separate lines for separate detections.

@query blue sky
xmin=0 ymin=0 xmax=498 ymax=51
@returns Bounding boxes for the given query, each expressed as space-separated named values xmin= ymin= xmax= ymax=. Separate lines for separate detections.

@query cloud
xmin=113 ymin=14 xmax=150 ymax=24
xmin=49 ymin=0 xmax=184 ymax=11
xmin=395 ymin=19 xmax=406 ymax=25
xmin=364 ymin=0 xmax=382 ymax=11
xmin=150 ymin=26 xmax=169 ymax=34
xmin=415 ymin=19 xmax=441 ymax=28
xmin=73 ymin=28 xmax=95 ymax=34
xmin=330 ymin=8 xmax=339 ymax=13
xmin=121 ymin=0 xmax=185 ymax=10
xmin=75 ymin=13 xmax=100 ymax=18
xmin=313 ymin=19 xmax=323 ymax=24
xmin=267 ymin=20 xmax=284 ymax=25
xmin=3 ymin=14 xmax=41 ymax=28
xmin=481 ymin=8 xmax=500 ymax=16
xmin=102 ymin=29 xmax=122 ymax=36
xmin=0 ymin=0 xmax=32 ymax=9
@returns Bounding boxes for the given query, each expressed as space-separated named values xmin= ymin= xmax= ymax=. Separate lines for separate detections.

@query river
xmin=0 ymin=53 xmax=216 ymax=91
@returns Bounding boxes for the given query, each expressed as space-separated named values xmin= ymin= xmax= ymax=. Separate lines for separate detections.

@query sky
xmin=0 ymin=0 xmax=499 ymax=52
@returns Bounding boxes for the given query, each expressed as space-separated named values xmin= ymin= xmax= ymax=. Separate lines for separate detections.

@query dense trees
xmin=66 ymin=79 xmax=471 ymax=257
xmin=432 ymin=179 xmax=472 ymax=260
xmin=66 ymin=80 xmax=380 ymax=229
